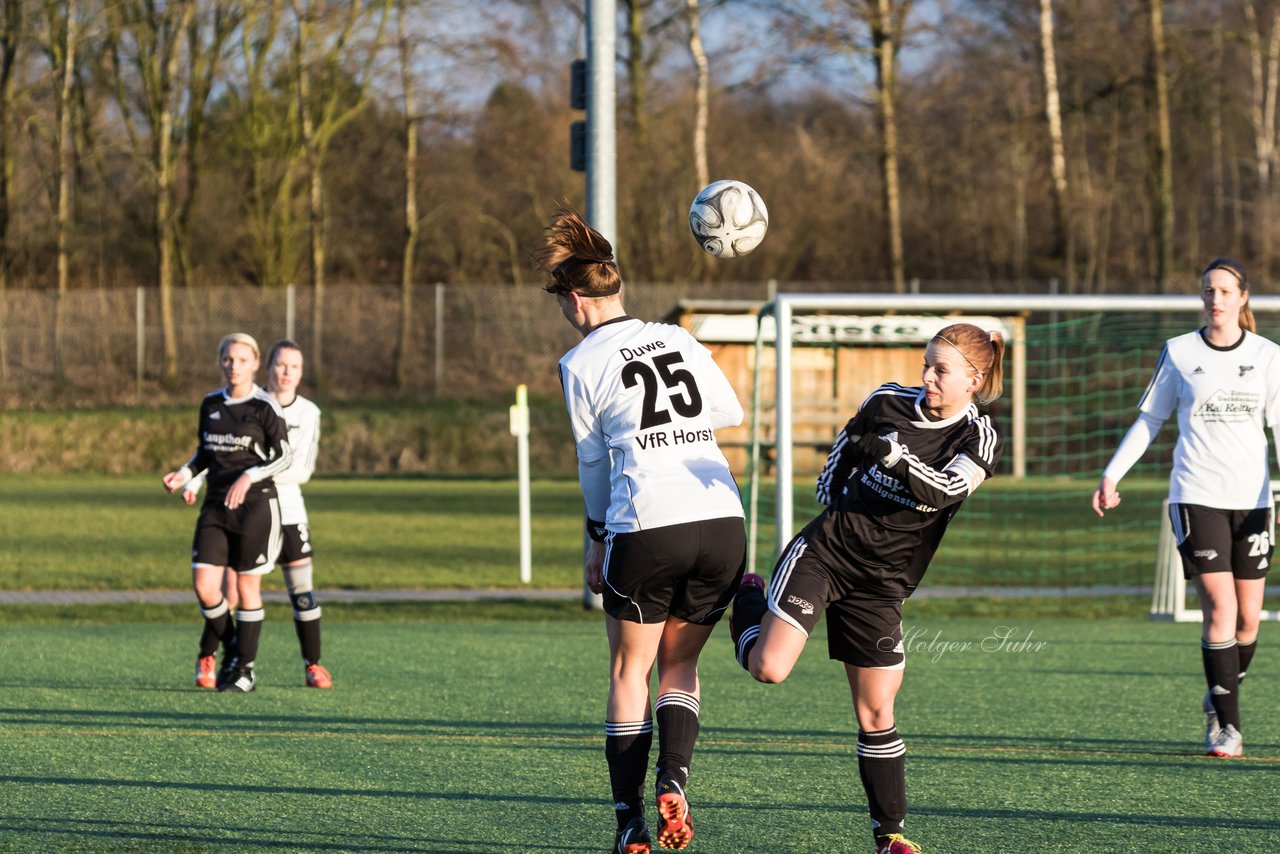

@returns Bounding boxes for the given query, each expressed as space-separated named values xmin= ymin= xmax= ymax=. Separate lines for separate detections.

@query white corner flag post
xmin=510 ymin=384 xmax=532 ymax=584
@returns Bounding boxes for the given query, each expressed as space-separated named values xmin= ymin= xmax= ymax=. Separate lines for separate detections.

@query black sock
xmin=605 ymin=720 xmax=652 ymax=830
xmin=1238 ymin=639 xmax=1258 ymax=683
xmin=290 ymin=591 xmax=323 ymax=665
xmin=655 ymin=692 xmax=700 ymax=792
xmin=198 ymin=599 xmax=231 ymax=657
xmin=730 ymin=586 xmax=768 ymax=670
xmin=858 ymin=726 xmax=907 ymax=841
xmin=1202 ymin=639 xmax=1241 ymax=730
xmin=236 ymin=608 xmax=265 ymax=672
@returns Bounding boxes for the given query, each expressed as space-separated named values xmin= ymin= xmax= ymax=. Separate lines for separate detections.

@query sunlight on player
xmin=730 ymin=323 xmax=1005 ymax=854
xmin=1093 ymin=258 xmax=1280 ymax=757
xmin=162 ymin=333 xmax=292 ymax=693
xmin=536 ymin=209 xmax=747 ymax=854
xmin=184 ymin=340 xmax=331 ymax=689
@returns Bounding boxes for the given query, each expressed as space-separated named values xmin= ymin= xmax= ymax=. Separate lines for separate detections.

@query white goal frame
xmin=756 ymin=292 xmax=1280 ymax=611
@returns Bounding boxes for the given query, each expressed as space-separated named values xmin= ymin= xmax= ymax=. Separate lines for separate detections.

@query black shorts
xmin=767 ymin=533 xmax=905 ymax=669
xmin=602 ymin=516 xmax=745 ymax=625
xmin=277 ymin=522 xmax=314 ymax=565
xmin=1170 ymin=502 xmax=1274 ymax=580
xmin=192 ymin=495 xmax=282 ymax=575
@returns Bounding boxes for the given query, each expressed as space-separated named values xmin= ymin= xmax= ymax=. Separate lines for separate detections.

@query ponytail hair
xmin=534 ymin=209 xmax=623 ymax=298
xmin=1202 ymin=257 xmax=1254 ymax=333
xmin=933 ymin=322 xmax=1005 ymax=405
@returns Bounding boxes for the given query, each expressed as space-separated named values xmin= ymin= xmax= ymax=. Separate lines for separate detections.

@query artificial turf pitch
xmin=1 ymin=617 xmax=1277 ymax=852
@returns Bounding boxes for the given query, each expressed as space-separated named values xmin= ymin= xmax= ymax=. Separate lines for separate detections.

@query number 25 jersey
xmin=559 ymin=316 xmax=745 ymax=533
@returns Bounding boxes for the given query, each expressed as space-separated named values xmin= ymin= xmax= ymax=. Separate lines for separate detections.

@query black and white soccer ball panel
xmin=689 ymin=179 xmax=769 ymax=259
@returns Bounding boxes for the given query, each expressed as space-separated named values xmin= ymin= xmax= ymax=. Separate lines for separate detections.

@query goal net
xmin=729 ymin=292 xmax=1280 ymax=615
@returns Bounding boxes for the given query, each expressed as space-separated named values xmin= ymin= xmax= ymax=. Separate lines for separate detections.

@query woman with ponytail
xmin=537 ymin=209 xmax=747 ymax=854
xmin=1093 ymin=257 xmax=1280 ymax=758
xmin=728 ymin=322 xmax=1005 ymax=854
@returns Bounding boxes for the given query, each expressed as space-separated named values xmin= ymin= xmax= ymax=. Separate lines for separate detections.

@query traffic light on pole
xmin=570 ymin=58 xmax=586 ymax=172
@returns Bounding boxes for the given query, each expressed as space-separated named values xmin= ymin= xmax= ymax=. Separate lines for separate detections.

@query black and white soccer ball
xmin=688 ymin=180 xmax=769 ymax=259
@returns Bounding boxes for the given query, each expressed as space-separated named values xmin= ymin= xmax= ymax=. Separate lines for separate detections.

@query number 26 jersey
xmin=559 ymin=316 xmax=745 ymax=533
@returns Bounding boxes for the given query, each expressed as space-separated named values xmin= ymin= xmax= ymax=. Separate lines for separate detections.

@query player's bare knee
xmin=749 ymin=652 xmax=792 ymax=684
xmin=856 ymin=704 xmax=896 ymax=732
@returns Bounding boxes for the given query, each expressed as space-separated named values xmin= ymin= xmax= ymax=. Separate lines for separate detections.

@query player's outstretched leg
xmin=728 ymin=573 xmax=766 ymax=670
xmin=611 ymin=815 xmax=651 ymax=854
xmin=283 ymin=560 xmax=331 ymax=688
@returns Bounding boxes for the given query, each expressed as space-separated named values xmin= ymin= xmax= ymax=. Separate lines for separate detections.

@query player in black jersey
xmin=729 ymin=323 xmax=1005 ymax=854
xmin=162 ymin=333 xmax=292 ymax=693
xmin=536 ymin=211 xmax=747 ymax=854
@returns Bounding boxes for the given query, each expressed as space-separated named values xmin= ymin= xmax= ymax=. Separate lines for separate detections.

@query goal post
xmin=745 ymin=291 xmax=1280 ymax=609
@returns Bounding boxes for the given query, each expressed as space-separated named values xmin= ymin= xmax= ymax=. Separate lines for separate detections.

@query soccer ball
xmin=689 ymin=180 xmax=769 ymax=259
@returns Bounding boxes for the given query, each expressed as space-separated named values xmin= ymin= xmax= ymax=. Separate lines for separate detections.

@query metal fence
xmin=0 ymin=279 xmax=1082 ymax=408
xmin=0 ymin=282 xmax=766 ymax=407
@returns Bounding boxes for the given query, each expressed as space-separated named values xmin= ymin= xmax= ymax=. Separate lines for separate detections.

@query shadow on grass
xmin=0 ymin=778 xmax=592 ymax=804
xmin=910 ymin=805 xmax=1280 ymax=832
xmin=0 ymin=813 xmax=582 ymax=852
xmin=8 ymin=707 xmax=1276 ymax=752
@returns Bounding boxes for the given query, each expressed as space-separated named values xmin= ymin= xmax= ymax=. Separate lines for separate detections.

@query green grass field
xmin=0 ymin=473 xmax=1195 ymax=595
xmin=0 ymin=475 xmax=587 ymax=591
xmin=1 ymin=617 xmax=1277 ymax=853
xmin=2 ymin=475 xmax=1279 ymax=851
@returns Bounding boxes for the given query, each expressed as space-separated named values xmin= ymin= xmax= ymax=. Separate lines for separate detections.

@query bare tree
xmin=1144 ymin=0 xmax=1173 ymax=290
xmin=174 ymin=0 xmax=242 ymax=289
xmin=396 ymin=0 xmax=418 ymax=390
xmin=41 ymin=0 xmax=80 ymax=377
xmin=866 ymin=0 xmax=908 ymax=293
xmin=624 ymin=0 xmax=653 ymax=149
xmin=1037 ymin=0 xmax=1074 ymax=289
xmin=0 ymin=0 xmax=19 ymax=379
xmin=289 ymin=0 xmax=392 ymax=384
xmin=686 ymin=0 xmax=709 ymax=190
xmin=233 ymin=0 xmax=304 ymax=291
xmin=104 ymin=0 xmax=198 ymax=385
xmin=1244 ymin=0 xmax=1280 ymax=278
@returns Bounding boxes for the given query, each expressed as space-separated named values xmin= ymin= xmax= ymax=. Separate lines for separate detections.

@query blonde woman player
xmin=730 ymin=323 xmax=1005 ymax=854
xmin=1093 ymin=258 xmax=1280 ymax=757
xmin=536 ymin=209 xmax=746 ymax=854
xmin=186 ymin=340 xmax=330 ymax=689
xmin=162 ymin=333 xmax=291 ymax=693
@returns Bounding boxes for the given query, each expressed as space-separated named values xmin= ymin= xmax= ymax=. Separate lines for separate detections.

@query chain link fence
xmin=0 ymin=282 xmax=767 ymax=407
xmin=0 ymin=279 xmax=1077 ymax=408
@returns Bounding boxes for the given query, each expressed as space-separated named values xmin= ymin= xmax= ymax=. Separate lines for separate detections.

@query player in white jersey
xmin=729 ymin=322 xmax=1004 ymax=854
xmin=535 ymin=210 xmax=746 ymax=854
xmin=1094 ymin=258 xmax=1280 ymax=758
xmin=186 ymin=340 xmax=331 ymax=689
